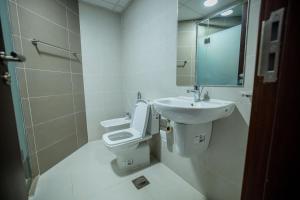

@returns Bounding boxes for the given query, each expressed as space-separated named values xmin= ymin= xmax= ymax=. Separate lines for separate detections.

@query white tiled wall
xmin=120 ymin=0 xmax=261 ymax=199
xmin=79 ymin=3 xmax=125 ymax=141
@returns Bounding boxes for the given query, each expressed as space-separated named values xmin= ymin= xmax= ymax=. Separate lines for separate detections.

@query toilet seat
xmin=103 ymin=128 xmax=151 ymax=148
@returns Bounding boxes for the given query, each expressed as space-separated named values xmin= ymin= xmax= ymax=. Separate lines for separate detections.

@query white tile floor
xmin=30 ymin=140 xmax=206 ymax=200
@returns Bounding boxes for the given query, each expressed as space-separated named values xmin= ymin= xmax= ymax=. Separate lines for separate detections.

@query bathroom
xmin=1 ymin=0 xmax=297 ymax=200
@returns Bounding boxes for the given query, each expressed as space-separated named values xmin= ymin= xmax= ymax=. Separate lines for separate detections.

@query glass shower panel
xmin=197 ymin=25 xmax=242 ymax=85
xmin=0 ymin=0 xmax=32 ymax=191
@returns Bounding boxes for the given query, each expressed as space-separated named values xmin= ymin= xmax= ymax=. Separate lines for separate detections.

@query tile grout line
xmin=36 ymin=132 xmax=77 ymax=153
xmin=33 ymin=112 xmax=76 ymax=127
xmin=17 ymin=3 xmax=80 ymax=36
xmin=13 ymin=1 xmax=41 ymax=174
xmin=21 ymin=66 xmax=83 ymax=75
xmin=28 ymin=93 xmax=74 ymax=99
xmin=55 ymin=0 xmax=79 ymax=17
xmin=66 ymin=5 xmax=79 ymax=148
xmin=21 ymin=93 xmax=85 ymax=102
xmin=25 ymin=111 xmax=85 ymax=131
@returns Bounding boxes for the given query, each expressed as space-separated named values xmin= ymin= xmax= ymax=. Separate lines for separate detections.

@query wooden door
xmin=241 ymin=0 xmax=299 ymax=199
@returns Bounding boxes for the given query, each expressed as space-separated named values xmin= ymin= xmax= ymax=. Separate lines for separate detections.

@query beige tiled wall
xmin=176 ymin=21 xmax=196 ymax=86
xmin=8 ymin=0 xmax=88 ymax=175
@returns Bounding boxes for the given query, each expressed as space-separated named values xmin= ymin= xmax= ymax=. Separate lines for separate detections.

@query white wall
xmin=121 ymin=0 xmax=261 ymax=199
xmin=79 ymin=3 xmax=124 ymax=141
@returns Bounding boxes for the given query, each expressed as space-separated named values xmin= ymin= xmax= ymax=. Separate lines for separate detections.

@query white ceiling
xmin=178 ymin=0 xmax=240 ymax=21
xmin=80 ymin=0 xmax=132 ymax=13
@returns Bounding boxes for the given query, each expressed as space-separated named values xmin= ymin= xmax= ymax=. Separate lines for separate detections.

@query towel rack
xmin=31 ymin=39 xmax=80 ymax=57
xmin=177 ymin=60 xmax=188 ymax=68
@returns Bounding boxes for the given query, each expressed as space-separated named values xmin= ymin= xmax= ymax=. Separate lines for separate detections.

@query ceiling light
xmin=203 ymin=0 xmax=218 ymax=7
xmin=221 ymin=9 xmax=233 ymax=16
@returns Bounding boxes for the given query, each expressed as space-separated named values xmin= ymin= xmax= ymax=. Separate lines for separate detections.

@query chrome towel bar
xmin=177 ymin=60 xmax=187 ymax=68
xmin=31 ymin=39 xmax=80 ymax=57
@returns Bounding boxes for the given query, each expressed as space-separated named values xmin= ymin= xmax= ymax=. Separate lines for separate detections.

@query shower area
xmin=0 ymin=0 xmax=88 ymax=194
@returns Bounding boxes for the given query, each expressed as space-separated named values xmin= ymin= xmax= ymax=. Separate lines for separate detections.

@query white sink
xmin=153 ymin=97 xmax=235 ymax=124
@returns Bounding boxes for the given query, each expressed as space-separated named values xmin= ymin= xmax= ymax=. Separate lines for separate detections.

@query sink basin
xmin=153 ymin=97 xmax=235 ymax=124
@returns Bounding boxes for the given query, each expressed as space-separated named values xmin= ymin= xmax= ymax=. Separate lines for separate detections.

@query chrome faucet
xmin=137 ymin=91 xmax=142 ymax=100
xmin=187 ymin=85 xmax=203 ymax=102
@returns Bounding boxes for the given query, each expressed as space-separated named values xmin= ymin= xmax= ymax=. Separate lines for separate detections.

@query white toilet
xmin=102 ymin=100 xmax=157 ymax=170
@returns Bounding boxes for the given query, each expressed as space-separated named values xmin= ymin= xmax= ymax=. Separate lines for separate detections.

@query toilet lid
xmin=131 ymin=101 xmax=150 ymax=137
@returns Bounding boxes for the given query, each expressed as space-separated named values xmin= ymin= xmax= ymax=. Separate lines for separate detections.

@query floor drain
xmin=132 ymin=176 xmax=150 ymax=189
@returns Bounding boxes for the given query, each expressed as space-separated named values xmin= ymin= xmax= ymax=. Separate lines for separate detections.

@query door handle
xmin=0 ymin=51 xmax=26 ymax=62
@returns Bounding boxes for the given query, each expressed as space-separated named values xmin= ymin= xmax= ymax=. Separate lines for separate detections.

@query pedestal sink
xmin=153 ymin=97 xmax=235 ymax=157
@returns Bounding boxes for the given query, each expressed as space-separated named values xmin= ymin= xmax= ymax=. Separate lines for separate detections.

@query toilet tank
xmin=100 ymin=117 xmax=131 ymax=132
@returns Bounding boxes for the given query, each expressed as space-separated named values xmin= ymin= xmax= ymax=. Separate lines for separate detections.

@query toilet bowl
xmin=102 ymin=100 xmax=152 ymax=170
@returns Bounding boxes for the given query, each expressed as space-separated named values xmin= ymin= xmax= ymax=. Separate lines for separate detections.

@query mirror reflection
xmin=177 ymin=0 xmax=248 ymax=87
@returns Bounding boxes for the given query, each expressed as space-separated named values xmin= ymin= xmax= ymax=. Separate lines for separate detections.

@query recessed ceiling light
xmin=221 ymin=9 xmax=233 ymax=16
xmin=203 ymin=0 xmax=218 ymax=7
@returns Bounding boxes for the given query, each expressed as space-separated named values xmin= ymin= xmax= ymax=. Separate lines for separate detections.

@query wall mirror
xmin=177 ymin=0 xmax=248 ymax=87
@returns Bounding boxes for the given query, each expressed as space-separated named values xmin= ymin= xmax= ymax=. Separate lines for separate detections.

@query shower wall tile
xmin=64 ymin=0 xmax=80 ymax=14
xmin=71 ymin=56 xmax=83 ymax=73
xmin=17 ymin=0 xmax=67 ymax=27
xmin=26 ymin=70 xmax=72 ymax=97
xmin=9 ymin=0 xmax=87 ymax=176
xmin=29 ymin=153 xmax=39 ymax=177
xmin=69 ymin=31 xmax=81 ymax=52
xmin=77 ymin=136 xmax=88 ymax=147
xmin=25 ymin=127 xmax=35 ymax=155
xmin=72 ymin=74 xmax=84 ymax=94
xmin=18 ymin=6 xmax=68 ymax=48
xmin=34 ymin=114 xmax=76 ymax=151
xmin=30 ymin=94 xmax=74 ymax=124
xmin=8 ymin=1 xmax=20 ymax=36
xmin=21 ymin=98 xmax=31 ymax=128
xmin=67 ymin=9 xmax=80 ymax=34
xmin=37 ymin=134 xmax=77 ymax=173
xmin=16 ymin=68 xmax=28 ymax=98
xmin=75 ymin=111 xmax=88 ymax=139
xmin=12 ymin=35 xmax=22 ymax=53
xmin=25 ymin=127 xmax=40 ymax=177
xmin=74 ymin=93 xmax=86 ymax=112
